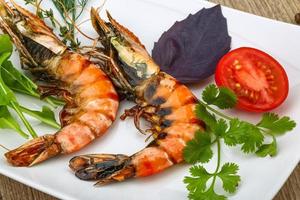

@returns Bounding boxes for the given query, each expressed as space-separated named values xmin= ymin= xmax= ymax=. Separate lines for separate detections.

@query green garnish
xmin=20 ymin=106 xmax=61 ymax=129
xmin=0 ymin=106 xmax=28 ymax=138
xmin=1 ymin=59 xmax=64 ymax=107
xmin=183 ymin=84 xmax=296 ymax=199
xmin=0 ymin=34 xmax=61 ymax=139
xmin=25 ymin=0 xmax=90 ymax=50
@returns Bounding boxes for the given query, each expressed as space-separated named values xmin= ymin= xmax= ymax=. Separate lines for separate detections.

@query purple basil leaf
xmin=152 ymin=5 xmax=231 ymax=83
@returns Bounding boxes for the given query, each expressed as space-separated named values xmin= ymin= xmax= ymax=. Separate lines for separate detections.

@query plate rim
xmin=0 ymin=0 xmax=299 ymax=200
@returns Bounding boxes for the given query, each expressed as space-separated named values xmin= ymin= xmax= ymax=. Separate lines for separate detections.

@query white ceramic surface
xmin=0 ymin=0 xmax=299 ymax=200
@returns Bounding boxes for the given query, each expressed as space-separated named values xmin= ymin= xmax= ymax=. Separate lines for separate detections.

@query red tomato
xmin=215 ymin=47 xmax=289 ymax=112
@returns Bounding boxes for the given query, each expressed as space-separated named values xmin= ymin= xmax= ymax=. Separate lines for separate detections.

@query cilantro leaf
xmin=215 ymin=119 xmax=228 ymax=136
xmin=202 ymin=84 xmax=218 ymax=104
xmin=255 ymin=140 xmax=277 ymax=157
xmin=184 ymin=131 xmax=213 ymax=164
xmin=195 ymin=104 xmax=217 ymax=128
xmin=257 ymin=113 xmax=296 ymax=135
xmin=239 ymin=123 xmax=264 ymax=153
xmin=222 ymin=118 xmax=244 ymax=146
xmin=223 ymin=119 xmax=264 ymax=153
xmin=184 ymin=165 xmax=212 ymax=193
xmin=217 ymin=163 xmax=240 ymax=193
xmin=189 ymin=187 xmax=227 ymax=200
xmin=202 ymin=84 xmax=237 ymax=109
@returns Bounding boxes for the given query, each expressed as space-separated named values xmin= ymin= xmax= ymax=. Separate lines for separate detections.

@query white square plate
xmin=0 ymin=0 xmax=299 ymax=199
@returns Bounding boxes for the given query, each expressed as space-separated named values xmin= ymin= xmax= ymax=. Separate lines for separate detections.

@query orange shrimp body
xmin=131 ymin=73 xmax=202 ymax=178
xmin=0 ymin=1 xmax=118 ymax=166
xmin=69 ymin=10 xmax=203 ymax=185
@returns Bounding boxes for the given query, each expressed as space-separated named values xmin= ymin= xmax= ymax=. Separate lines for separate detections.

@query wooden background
xmin=0 ymin=0 xmax=299 ymax=199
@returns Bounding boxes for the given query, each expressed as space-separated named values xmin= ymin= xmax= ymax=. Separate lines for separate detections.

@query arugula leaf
xmin=217 ymin=163 xmax=240 ymax=193
xmin=202 ymin=84 xmax=237 ymax=109
xmin=257 ymin=113 xmax=296 ymax=135
xmin=184 ymin=165 xmax=212 ymax=193
xmin=1 ymin=59 xmax=64 ymax=107
xmin=0 ymin=34 xmax=37 ymax=138
xmin=0 ymin=53 xmax=17 ymax=106
xmin=255 ymin=140 xmax=277 ymax=157
xmin=0 ymin=34 xmax=13 ymax=55
xmin=20 ymin=106 xmax=60 ymax=129
xmin=184 ymin=131 xmax=213 ymax=164
xmin=0 ymin=106 xmax=28 ymax=138
xmin=1 ymin=60 xmax=38 ymax=97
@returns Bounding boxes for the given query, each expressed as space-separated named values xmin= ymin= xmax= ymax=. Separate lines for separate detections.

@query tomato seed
xmin=235 ymin=64 xmax=242 ymax=70
xmin=233 ymin=59 xmax=239 ymax=65
xmin=267 ymin=75 xmax=274 ymax=80
xmin=265 ymin=69 xmax=272 ymax=74
xmin=271 ymin=86 xmax=278 ymax=91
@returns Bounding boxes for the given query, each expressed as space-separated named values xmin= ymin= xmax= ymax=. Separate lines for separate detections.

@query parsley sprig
xmin=184 ymin=84 xmax=296 ymax=199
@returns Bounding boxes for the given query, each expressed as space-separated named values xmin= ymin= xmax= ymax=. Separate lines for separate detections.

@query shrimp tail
xmin=5 ymin=135 xmax=61 ymax=167
xmin=69 ymin=154 xmax=135 ymax=185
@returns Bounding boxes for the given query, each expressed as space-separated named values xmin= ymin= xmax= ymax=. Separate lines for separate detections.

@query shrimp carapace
xmin=69 ymin=9 xmax=204 ymax=185
xmin=0 ymin=1 xmax=119 ymax=167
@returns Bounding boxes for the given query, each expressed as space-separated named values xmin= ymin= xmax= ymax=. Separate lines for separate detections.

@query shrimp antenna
xmin=0 ymin=144 xmax=10 ymax=152
xmin=0 ymin=0 xmax=14 ymax=16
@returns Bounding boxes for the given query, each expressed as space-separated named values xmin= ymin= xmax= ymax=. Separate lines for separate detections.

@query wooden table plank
xmin=0 ymin=0 xmax=299 ymax=199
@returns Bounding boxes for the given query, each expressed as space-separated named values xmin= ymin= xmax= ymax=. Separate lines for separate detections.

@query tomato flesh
xmin=215 ymin=47 xmax=289 ymax=112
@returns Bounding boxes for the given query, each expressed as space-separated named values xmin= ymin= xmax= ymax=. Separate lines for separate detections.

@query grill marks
xmin=23 ymin=36 xmax=56 ymax=64
xmin=133 ymin=72 xmax=202 ymax=173
xmin=55 ymin=53 xmax=118 ymax=153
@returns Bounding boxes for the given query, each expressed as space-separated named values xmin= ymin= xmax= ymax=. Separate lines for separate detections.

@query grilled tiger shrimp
xmin=0 ymin=1 xmax=118 ymax=167
xmin=69 ymin=9 xmax=204 ymax=185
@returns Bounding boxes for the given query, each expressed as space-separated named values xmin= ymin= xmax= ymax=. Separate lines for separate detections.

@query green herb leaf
xmin=223 ymin=119 xmax=264 ymax=153
xmin=257 ymin=113 xmax=296 ymax=135
xmin=20 ymin=106 xmax=60 ymax=129
xmin=0 ymin=34 xmax=13 ymax=55
xmin=222 ymin=118 xmax=244 ymax=146
xmin=0 ymin=53 xmax=17 ymax=106
xmin=195 ymin=104 xmax=217 ymax=129
xmin=202 ymin=84 xmax=218 ymax=104
xmin=184 ymin=131 xmax=213 ymax=164
xmin=184 ymin=165 xmax=212 ymax=193
xmin=217 ymin=163 xmax=240 ymax=193
xmin=255 ymin=140 xmax=277 ymax=157
xmin=189 ymin=187 xmax=227 ymax=200
xmin=1 ymin=56 xmax=64 ymax=107
xmin=239 ymin=123 xmax=264 ymax=153
xmin=215 ymin=118 xmax=228 ymax=136
xmin=0 ymin=34 xmax=37 ymax=138
xmin=0 ymin=106 xmax=28 ymax=138
xmin=1 ymin=60 xmax=38 ymax=96
xmin=202 ymin=84 xmax=237 ymax=109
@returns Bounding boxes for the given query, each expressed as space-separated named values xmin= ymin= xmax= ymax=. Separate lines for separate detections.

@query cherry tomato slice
xmin=215 ymin=47 xmax=289 ymax=112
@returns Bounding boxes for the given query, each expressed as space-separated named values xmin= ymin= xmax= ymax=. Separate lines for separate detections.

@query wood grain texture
xmin=0 ymin=0 xmax=299 ymax=199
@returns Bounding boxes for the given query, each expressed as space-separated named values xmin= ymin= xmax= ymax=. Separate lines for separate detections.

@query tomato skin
xmin=215 ymin=47 xmax=289 ymax=112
